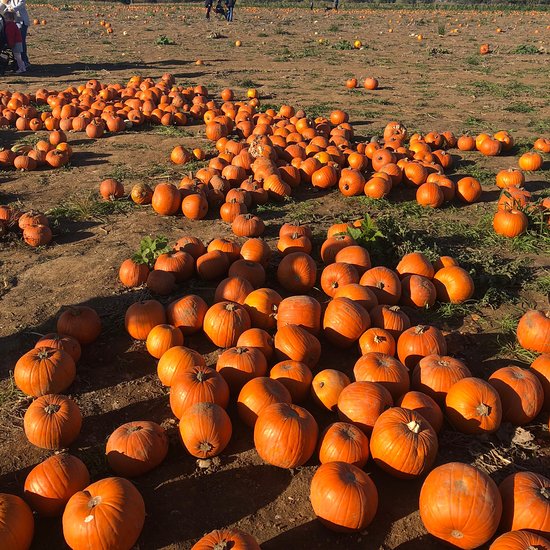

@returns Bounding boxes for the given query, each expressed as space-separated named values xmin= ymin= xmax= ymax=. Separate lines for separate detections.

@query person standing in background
xmin=0 ymin=0 xmax=30 ymax=67
xmin=205 ymin=0 xmax=213 ymax=19
xmin=225 ymin=0 xmax=235 ymax=22
xmin=3 ymin=11 xmax=26 ymax=73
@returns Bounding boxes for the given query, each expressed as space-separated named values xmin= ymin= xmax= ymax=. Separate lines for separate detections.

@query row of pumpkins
xmin=4 ymin=221 xmax=549 ymax=549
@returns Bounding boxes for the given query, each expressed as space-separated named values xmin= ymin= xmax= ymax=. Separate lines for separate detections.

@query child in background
xmin=3 ymin=11 xmax=25 ymax=73
xmin=205 ymin=0 xmax=213 ymax=19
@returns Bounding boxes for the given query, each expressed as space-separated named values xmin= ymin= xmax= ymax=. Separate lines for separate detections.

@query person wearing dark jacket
xmin=225 ymin=0 xmax=235 ymax=22
xmin=205 ymin=0 xmax=213 ymax=19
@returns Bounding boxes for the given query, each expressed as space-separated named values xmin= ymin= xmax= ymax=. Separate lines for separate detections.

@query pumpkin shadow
xmin=137 ymin=463 xmax=292 ymax=546
xmin=71 ymin=151 xmax=112 ymax=167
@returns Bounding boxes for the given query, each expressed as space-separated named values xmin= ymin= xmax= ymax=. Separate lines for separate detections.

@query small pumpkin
xmin=516 ymin=310 xmax=550 ymax=354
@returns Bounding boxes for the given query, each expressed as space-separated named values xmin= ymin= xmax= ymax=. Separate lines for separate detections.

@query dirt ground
xmin=0 ymin=3 xmax=549 ymax=549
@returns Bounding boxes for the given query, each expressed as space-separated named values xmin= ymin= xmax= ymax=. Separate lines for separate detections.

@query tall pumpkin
xmin=419 ymin=462 xmax=502 ymax=549
xmin=318 ymin=422 xmax=370 ymax=469
xmin=179 ymin=402 xmax=232 ymax=458
xmin=254 ymin=402 xmax=318 ymax=468
xmin=62 ymin=477 xmax=145 ymax=550
xmin=310 ymin=461 xmax=378 ymax=532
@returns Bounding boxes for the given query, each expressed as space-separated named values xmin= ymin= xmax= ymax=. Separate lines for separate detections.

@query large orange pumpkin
xmin=191 ymin=529 xmax=261 ymax=550
xmin=0 ymin=493 xmax=34 ymax=550
xmin=397 ymin=325 xmax=447 ymax=369
xmin=499 ymin=472 xmax=550 ymax=536
xmin=179 ymin=402 xmax=232 ymax=458
xmin=170 ymin=365 xmax=230 ymax=417
xmin=215 ymin=346 xmax=268 ymax=392
xmin=125 ymin=299 xmax=166 ymax=340
xmin=24 ymin=453 xmax=89 ymax=517
xmin=24 ymin=393 xmax=82 ymax=450
xmin=62 ymin=477 xmax=145 ymax=550
xmin=412 ymin=354 xmax=472 ymax=405
xmin=203 ymin=302 xmax=251 ymax=348
xmin=516 ymin=310 xmax=550 ymax=354
xmin=237 ymin=376 xmax=292 ymax=427
xmin=157 ymin=345 xmax=206 ymax=387
xmin=311 ymin=369 xmax=351 ymax=412
xmin=445 ymin=377 xmax=502 ymax=434
xmin=353 ymin=352 xmax=409 ymax=400
xmin=323 ymin=297 xmax=370 ymax=348
xmin=254 ymin=402 xmax=318 ymax=468
xmin=419 ymin=462 xmax=502 ymax=549
xmin=56 ymin=305 xmax=102 ymax=344
xmin=14 ymin=347 xmax=76 ymax=397
xmin=337 ymin=381 xmax=393 ymax=434
xmin=370 ymin=407 xmax=438 ymax=478
xmin=488 ymin=366 xmax=544 ymax=425
xmin=489 ymin=530 xmax=550 ymax=550
xmin=310 ymin=461 xmax=378 ymax=532
xmin=318 ymin=422 xmax=370 ymax=468
xmin=106 ymin=421 xmax=168 ymax=477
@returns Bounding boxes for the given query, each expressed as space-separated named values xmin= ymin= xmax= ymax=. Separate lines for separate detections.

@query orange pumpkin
xmin=419 ymin=462 xmax=502 ymax=549
xmin=370 ymin=407 xmax=438 ymax=478
xmin=254 ymin=402 xmax=318 ymax=468
xmin=446 ymin=377 xmax=502 ymax=434
xmin=309 ymin=461 xmax=378 ymax=532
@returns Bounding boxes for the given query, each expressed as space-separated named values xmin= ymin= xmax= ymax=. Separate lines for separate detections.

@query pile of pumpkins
xmin=0 ymin=75 xmax=246 ymax=140
xmin=492 ymin=140 xmax=550 ymax=238
xmin=0 ymin=130 xmax=73 ymax=172
xmin=3 ymin=219 xmax=549 ymax=548
xmin=0 ymin=205 xmax=52 ymax=246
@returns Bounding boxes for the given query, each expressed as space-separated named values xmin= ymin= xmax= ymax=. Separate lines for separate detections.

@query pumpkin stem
xmin=235 ymin=347 xmax=248 ymax=355
xmin=373 ymin=335 xmax=385 ymax=343
xmin=44 ymin=403 xmax=61 ymax=415
xmin=451 ymin=530 xmax=464 ymax=539
xmin=195 ymin=370 xmax=207 ymax=382
xmin=389 ymin=306 xmax=401 ymax=312
xmin=225 ymin=303 xmax=237 ymax=312
xmin=199 ymin=441 xmax=214 ymax=453
xmin=415 ymin=325 xmax=429 ymax=334
xmin=375 ymin=281 xmax=386 ymax=289
xmin=127 ymin=425 xmax=143 ymax=433
xmin=476 ymin=403 xmax=491 ymax=417
xmin=540 ymin=487 xmax=550 ymax=501
xmin=406 ymin=420 xmax=421 ymax=434
xmin=36 ymin=347 xmax=54 ymax=359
